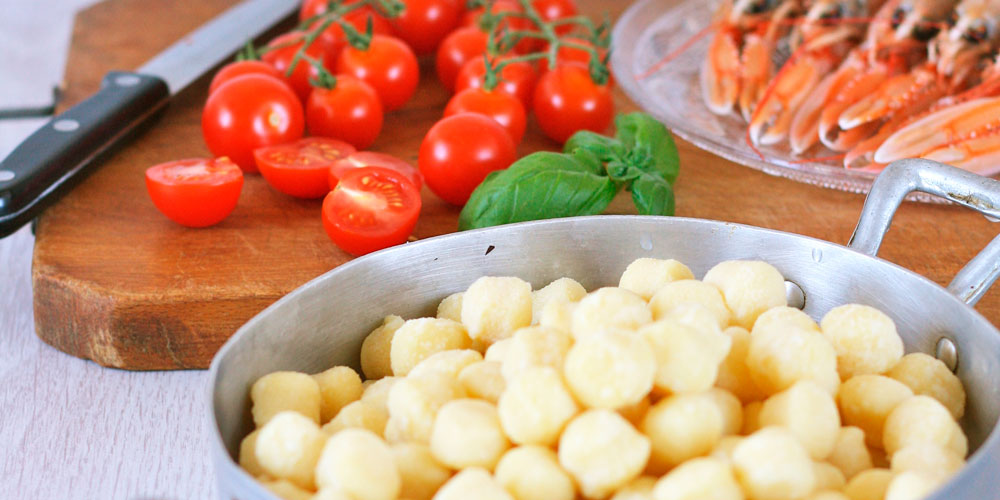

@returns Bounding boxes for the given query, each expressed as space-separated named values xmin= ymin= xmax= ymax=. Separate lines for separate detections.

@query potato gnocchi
xmin=242 ymin=257 xmax=969 ymax=500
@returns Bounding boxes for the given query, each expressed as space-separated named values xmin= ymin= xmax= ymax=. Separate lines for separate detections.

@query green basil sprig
xmin=458 ymin=112 xmax=679 ymax=231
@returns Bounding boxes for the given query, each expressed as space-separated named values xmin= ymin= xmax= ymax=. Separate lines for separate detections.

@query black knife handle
xmin=0 ymin=71 xmax=170 ymax=238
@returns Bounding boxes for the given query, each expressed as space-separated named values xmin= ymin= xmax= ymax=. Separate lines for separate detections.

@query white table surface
xmin=1 ymin=1 xmax=216 ymax=498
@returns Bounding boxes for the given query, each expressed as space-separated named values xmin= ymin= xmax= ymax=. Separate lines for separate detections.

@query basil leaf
xmin=605 ymin=160 xmax=643 ymax=184
xmin=567 ymin=146 xmax=606 ymax=176
xmin=615 ymin=112 xmax=680 ymax=185
xmin=564 ymin=130 xmax=624 ymax=163
xmin=458 ymin=152 xmax=619 ymax=230
xmin=630 ymin=172 xmax=675 ymax=216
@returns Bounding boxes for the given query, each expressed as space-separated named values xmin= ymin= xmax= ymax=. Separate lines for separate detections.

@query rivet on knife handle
xmin=0 ymin=71 xmax=170 ymax=238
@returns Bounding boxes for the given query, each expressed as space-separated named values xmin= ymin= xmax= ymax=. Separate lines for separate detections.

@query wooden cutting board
xmin=32 ymin=0 xmax=1000 ymax=370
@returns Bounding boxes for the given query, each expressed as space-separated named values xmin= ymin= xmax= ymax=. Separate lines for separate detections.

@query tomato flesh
xmin=145 ymin=157 xmax=243 ymax=228
xmin=454 ymin=56 xmax=538 ymax=110
xmin=255 ymin=138 xmax=356 ymax=199
xmin=306 ymin=76 xmax=384 ymax=150
xmin=329 ymin=151 xmax=423 ymax=191
xmin=336 ymin=35 xmax=420 ymax=111
xmin=322 ymin=166 xmax=422 ymax=256
xmin=262 ymin=32 xmax=337 ymax=102
xmin=444 ymin=87 xmax=527 ymax=144
xmin=389 ymin=0 xmax=463 ymax=55
xmin=418 ymin=113 xmax=517 ymax=205
xmin=436 ymin=27 xmax=489 ymax=92
xmin=533 ymin=64 xmax=614 ymax=143
xmin=208 ymin=61 xmax=287 ymax=96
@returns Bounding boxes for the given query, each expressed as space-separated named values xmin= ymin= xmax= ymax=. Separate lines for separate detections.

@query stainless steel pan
xmin=208 ymin=159 xmax=1000 ymax=500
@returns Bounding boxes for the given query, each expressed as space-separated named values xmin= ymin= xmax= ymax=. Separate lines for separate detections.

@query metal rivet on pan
xmin=935 ymin=337 xmax=959 ymax=373
xmin=0 ymin=170 xmax=14 ymax=182
xmin=115 ymin=74 xmax=141 ymax=86
xmin=785 ymin=281 xmax=805 ymax=310
xmin=53 ymin=119 xmax=79 ymax=132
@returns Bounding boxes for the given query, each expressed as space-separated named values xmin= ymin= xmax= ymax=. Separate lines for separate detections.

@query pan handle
xmin=848 ymin=158 xmax=1000 ymax=306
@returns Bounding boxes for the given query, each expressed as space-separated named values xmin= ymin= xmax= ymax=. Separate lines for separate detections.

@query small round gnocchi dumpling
xmin=640 ymin=319 xmax=731 ymax=394
xmin=742 ymin=401 xmax=763 ymax=435
xmin=641 ymin=392 xmax=725 ymax=473
xmin=653 ymin=456 xmax=743 ymax=500
xmin=731 ymin=427 xmax=816 ymax=500
xmin=321 ymin=400 xmax=389 ymax=436
xmin=458 ymin=360 xmax=506 ymax=404
xmin=572 ymin=287 xmax=652 ymax=340
xmin=495 ymin=445 xmax=577 ymax=500
xmin=251 ymin=371 xmax=322 ymax=426
xmin=618 ymin=396 xmax=652 ymax=427
xmin=385 ymin=372 xmax=465 ymax=444
xmin=611 ymin=476 xmax=658 ymax=500
xmin=498 ymin=366 xmax=579 ymax=446
xmin=746 ymin=325 xmax=839 ymax=396
xmin=820 ymin=304 xmax=904 ymax=379
xmin=758 ymin=380 xmax=841 ymax=460
xmin=882 ymin=395 xmax=967 ymax=458
xmin=710 ymin=435 xmax=744 ymax=465
xmin=408 ymin=349 xmax=483 ymax=379
xmin=436 ymin=292 xmax=463 ymax=323
xmin=558 ymin=409 xmax=651 ymax=499
xmin=532 ymin=277 xmax=587 ymax=325
xmin=837 ymin=374 xmax=913 ymax=449
xmin=751 ymin=306 xmax=819 ymax=335
xmin=887 ymin=352 xmax=966 ymax=420
xmin=884 ymin=471 xmax=945 ymax=500
xmin=702 ymin=260 xmax=787 ymax=329
xmin=461 ymin=276 xmax=533 ymax=344
xmin=812 ymin=462 xmax=847 ymax=492
xmin=563 ymin=330 xmax=656 ymax=409
xmin=312 ymin=366 xmax=364 ymax=424
xmin=716 ymin=326 xmax=766 ymax=404
xmin=361 ymin=315 xmax=405 ymax=380
xmin=315 ymin=428 xmax=400 ymax=500
xmin=432 ymin=467 xmax=514 ymax=500
xmin=484 ymin=338 xmax=513 ymax=363
xmin=806 ymin=492 xmax=850 ymax=500
xmin=658 ymin=303 xmax=727 ymax=338
xmin=539 ymin=299 xmax=577 ymax=334
xmin=502 ymin=326 xmax=573 ymax=380
xmin=843 ymin=468 xmax=893 ymax=500
xmin=618 ymin=258 xmax=695 ymax=301
xmin=239 ymin=429 xmax=265 ymax=477
xmin=430 ymin=398 xmax=510 ymax=470
xmin=360 ymin=376 xmax=399 ymax=413
xmin=827 ymin=426 xmax=873 ymax=480
xmin=390 ymin=318 xmax=472 ymax=376
xmin=890 ymin=441 xmax=965 ymax=479
xmin=391 ymin=443 xmax=452 ymax=500
xmin=648 ymin=280 xmax=731 ymax=329
xmin=255 ymin=411 xmax=328 ymax=490
xmin=260 ymin=479 xmax=314 ymax=500
xmin=707 ymin=388 xmax=744 ymax=436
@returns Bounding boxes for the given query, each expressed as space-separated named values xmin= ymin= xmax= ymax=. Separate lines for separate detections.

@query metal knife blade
xmin=0 ymin=0 xmax=299 ymax=239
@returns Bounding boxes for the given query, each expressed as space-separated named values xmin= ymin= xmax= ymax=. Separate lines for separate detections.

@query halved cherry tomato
xmin=145 ymin=157 xmax=243 ymax=228
xmin=444 ymin=87 xmax=526 ymax=144
xmin=336 ymin=35 xmax=420 ymax=111
xmin=436 ymin=27 xmax=489 ymax=92
xmin=389 ymin=0 xmax=463 ymax=55
xmin=261 ymin=32 xmax=338 ymax=102
xmin=329 ymin=151 xmax=423 ymax=190
xmin=454 ymin=55 xmax=538 ymax=110
xmin=306 ymin=76 xmax=383 ymax=149
xmin=254 ymin=137 xmax=356 ymax=199
xmin=321 ymin=166 xmax=422 ymax=256
xmin=202 ymin=74 xmax=305 ymax=172
xmin=533 ymin=64 xmax=613 ymax=143
xmin=419 ymin=113 xmax=517 ymax=205
xmin=208 ymin=60 xmax=287 ymax=95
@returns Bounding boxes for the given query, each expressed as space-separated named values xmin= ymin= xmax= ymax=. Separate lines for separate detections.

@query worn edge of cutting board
xmin=31 ymin=0 xmax=1000 ymax=370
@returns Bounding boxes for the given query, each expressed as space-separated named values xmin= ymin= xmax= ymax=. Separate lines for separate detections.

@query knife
xmin=0 ymin=0 xmax=299 ymax=238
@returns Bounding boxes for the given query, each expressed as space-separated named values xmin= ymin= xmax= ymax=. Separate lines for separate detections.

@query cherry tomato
xmin=322 ymin=166 xmax=422 ymax=256
xmin=337 ymin=35 xmax=420 ymax=111
xmin=444 ymin=87 xmax=526 ymax=144
xmin=436 ymin=27 xmax=489 ymax=92
xmin=202 ymin=74 xmax=305 ymax=172
xmin=545 ymin=37 xmax=606 ymax=71
xmin=306 ymin=76 xmax=383 ymax=150
xmin=533 ymin=64 xmax=614 ymax=143
xmin=389 ymin=0 xmax=463 ymax=55
xmin=254 ymin=137 xmax=356 ymax=199
xmin=300 ymin=0 xmax=395 ymax=65
xmin=454 ymin=55 xmax=538 ymax=110
xmin=208 ymin=60 xmax=287 ymax=95
xmin=461 ymin=0 xmax=535 ymax=53
xmin=532 ymin=0 xmax=578 ymax=35
xmin=328 ymin=151 xmax=423 ymax=190
xmin=145 ymin=157 xmax=243 ymax=228
xmin=418 ymin=113 xmax=517 ymax=205
xmin=261 ymin=32 xmax=338 ymax=102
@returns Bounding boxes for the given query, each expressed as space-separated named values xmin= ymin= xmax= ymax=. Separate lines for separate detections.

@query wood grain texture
xmin=32 ymin=0 xmax=1000 ymax=370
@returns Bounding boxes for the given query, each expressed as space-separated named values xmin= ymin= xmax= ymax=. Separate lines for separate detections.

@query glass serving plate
xmin=609 ymin=0 xmax=948 ymax=203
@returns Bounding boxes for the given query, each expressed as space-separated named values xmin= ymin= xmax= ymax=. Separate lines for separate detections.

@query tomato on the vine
xmin=322 ymin=166 xmax=422 ymax=256
xmin=388 ymin=0 xmax=463 ymax=55
xmin=444 ymin=88 xmax=527 ymax=144
xmin=454 ymin=56 xmax=538 ymax=110
xmin=202 ymin=74 xmax=305 ymax=172
xmin=533 ymin=64 xmax=613 ymax=143
xmin=328 ymin=151 xmax=423 ymax=190
xmin=261 ymin=32 xmax=338 ymax=102
xmin=419 ymin=113 xmax=517 ymax=205
xmin=306 ymin=76 xmax=383 ymax=150
xmin=208 ymin=60 xmax=287 ymax=96
xmin=336 ymin=34 xmax=420 ymax=111
xmin=461 ymin=0 xmax=535 ymax=53
xmin=436 ymin=27 xmax=489 ymax=92
xmin=254 ymin=137 xmax=356 ymax=199
xmin=532 ymin=0 xmax=578 ymax=35
xmin=545 ymin=37 xmax=607 ymax=71
xmin=145 ymin=157 xmax=243 ymax=228
xmin=300 ymin=0 xmax=395 ymax=61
